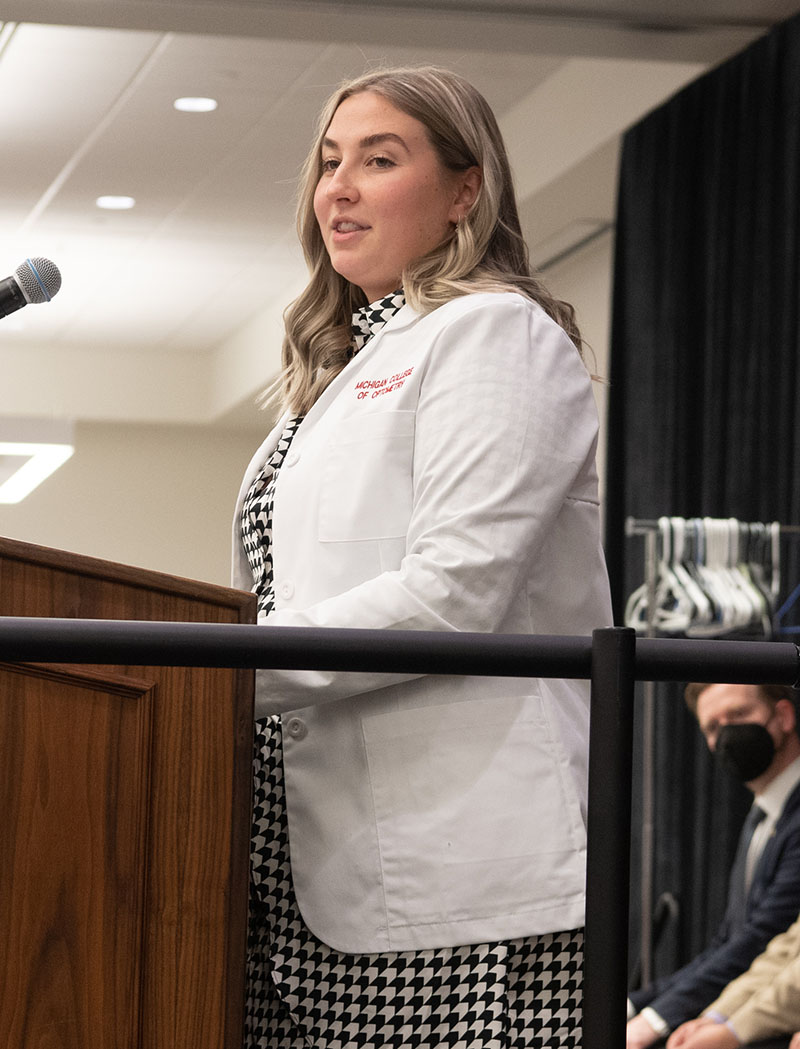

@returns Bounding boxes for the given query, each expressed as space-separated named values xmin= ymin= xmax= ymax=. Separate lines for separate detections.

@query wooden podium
xmin=0 ymin=536 xmax=256 ymax=1049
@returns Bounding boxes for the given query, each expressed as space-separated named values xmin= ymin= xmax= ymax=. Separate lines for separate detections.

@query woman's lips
xmin=334 ymin=220 xmax=368 ymax=232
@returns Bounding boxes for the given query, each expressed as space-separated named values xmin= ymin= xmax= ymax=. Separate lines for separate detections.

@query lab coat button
xmin=285 ymin=451 xmax=300 ymax=467
xmin=279 ymin=581 xmax=295 ymax=600
xmin=285 ymin=717 xmax=307 ymax=740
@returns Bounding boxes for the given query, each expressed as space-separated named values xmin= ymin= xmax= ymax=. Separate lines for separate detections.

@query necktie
xmin=726 ymin=803 xmax=766 ymax=928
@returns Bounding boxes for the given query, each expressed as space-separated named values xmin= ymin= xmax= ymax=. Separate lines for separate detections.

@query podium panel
xmin=2 ymin=663 xmax=154 ymax=1046
xmin=0 ymin=537 xmax=256 ymax=1049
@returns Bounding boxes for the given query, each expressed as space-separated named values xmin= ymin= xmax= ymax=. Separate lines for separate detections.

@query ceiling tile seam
xmin=17 ymin=30 xmax=175 ymax=235
xmin=0 ymin=20 xmax=19 ymax=58
xmin=150 ymin=38 xmax=342 ymax=237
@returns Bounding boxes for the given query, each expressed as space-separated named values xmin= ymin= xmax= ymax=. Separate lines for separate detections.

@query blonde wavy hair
xmin=278 ymin=65 xmax=584 ymax=415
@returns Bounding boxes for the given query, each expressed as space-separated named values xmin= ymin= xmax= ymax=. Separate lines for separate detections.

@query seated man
xmin=665 ymin=908 xmax=800 ymax=1048
xmin=627 ymin=683 xmax=800 ymax=1048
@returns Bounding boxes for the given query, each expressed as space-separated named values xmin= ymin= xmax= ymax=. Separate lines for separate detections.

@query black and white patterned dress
xmin=240 ymin=292 xmax=584 ymax=1049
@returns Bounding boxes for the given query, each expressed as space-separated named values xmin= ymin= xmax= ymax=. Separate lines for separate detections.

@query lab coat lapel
xmin=235 ymin=302 xmax=419 ymax=518
xmin=295 ymin=303 xmax=419 ymax=434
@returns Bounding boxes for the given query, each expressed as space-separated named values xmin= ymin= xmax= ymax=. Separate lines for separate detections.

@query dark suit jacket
xmin=630 ymin=779 xmax=800 ymax=1031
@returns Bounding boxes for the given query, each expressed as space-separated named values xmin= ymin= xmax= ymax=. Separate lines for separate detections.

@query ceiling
xmin=2 ymin=0 xmax=799 ymax=431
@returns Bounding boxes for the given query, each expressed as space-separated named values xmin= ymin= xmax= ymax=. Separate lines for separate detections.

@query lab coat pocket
xmin=319 ymin=410 xmax=415 ymax=542
xmin=361 ymin=692 xmax=587 ymax=932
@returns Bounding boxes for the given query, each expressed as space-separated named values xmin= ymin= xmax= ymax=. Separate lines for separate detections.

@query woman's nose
xmin=326 ymin=164 xmax=358 ymax=201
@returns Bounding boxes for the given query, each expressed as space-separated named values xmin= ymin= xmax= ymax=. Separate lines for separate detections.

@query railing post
xmin=584 ymin=626 xmax=636 ymax=1048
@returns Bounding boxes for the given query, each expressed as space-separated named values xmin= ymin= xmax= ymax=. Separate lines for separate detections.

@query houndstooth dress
xmin=240 ymin=292 xmax=584 ymax=1049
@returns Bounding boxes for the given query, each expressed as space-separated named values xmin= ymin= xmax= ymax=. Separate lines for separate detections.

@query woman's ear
xmin=451 ymin=166 xmax=482 ymax=223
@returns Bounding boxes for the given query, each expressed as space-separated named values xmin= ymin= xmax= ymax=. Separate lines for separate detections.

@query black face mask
xmin=715 ymin=722 xmax=776 ymax=783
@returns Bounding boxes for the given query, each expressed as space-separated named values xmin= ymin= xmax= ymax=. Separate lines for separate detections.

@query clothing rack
xmin=624 ymin=515 xmax=800 ymax=986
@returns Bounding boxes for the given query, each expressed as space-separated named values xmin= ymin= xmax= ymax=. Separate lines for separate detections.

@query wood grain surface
xmin=0 ymin=536 xmax=256 ymax=1049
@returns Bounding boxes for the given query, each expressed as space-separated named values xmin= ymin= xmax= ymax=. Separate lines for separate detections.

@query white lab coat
xmin=232 ymin=291 xmax=612 ymax=954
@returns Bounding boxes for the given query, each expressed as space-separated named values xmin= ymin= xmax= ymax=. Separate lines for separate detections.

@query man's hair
xmin=684 ymin=681 xmax=800 ymax=718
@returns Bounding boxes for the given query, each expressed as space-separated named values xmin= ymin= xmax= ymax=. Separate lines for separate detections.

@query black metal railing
xmin=1 ymin=616 xmax=798 ymax=1047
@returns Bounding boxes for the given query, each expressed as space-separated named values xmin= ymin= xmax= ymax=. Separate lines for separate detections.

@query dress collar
xmin=351 ymin=290 xmax=406 ymax=354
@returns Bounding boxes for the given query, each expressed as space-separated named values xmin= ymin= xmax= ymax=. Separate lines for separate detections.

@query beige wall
xmin=545 ymin=228 xmax=615 ymax=507
xmin=0 ymin=421 xmax=265 ymax=587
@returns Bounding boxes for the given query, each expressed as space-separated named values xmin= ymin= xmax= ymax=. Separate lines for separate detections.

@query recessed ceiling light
xmin=96 ymin=195 xmax=136 ymax=210
xmin=174 ymin=97 xmax=218 ymax=113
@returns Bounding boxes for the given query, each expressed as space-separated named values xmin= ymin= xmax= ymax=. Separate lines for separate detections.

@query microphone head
xmin=14 ymin=257 xmax=62 ymax=304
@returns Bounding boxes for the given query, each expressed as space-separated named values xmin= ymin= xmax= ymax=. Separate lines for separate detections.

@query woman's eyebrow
xmin=322 ymin=132 xmax=410 ymax=153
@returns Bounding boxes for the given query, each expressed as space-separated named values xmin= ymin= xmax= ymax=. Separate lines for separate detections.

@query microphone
xmin=0 ymin=257 xmax=62 ymax=320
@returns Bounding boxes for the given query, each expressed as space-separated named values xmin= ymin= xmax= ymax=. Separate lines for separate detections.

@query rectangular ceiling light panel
xmin=0 ymin=418 xmax=75 ymax=503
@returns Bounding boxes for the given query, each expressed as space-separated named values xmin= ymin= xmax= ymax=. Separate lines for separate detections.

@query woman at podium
xmin=231 ymin=65 xmax=612 ymax=1049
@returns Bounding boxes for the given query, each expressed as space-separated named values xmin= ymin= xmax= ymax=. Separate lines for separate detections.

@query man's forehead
xmin=697 ymin=683 xmax=766 ymax=718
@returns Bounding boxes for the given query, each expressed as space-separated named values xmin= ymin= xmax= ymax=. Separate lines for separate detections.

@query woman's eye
xmin=370 ymin=155 xmax=395 ymax=169
xmin=321 ymin=158 xmax=339 ymax=172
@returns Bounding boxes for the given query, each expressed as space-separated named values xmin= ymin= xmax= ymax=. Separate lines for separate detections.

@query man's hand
xmin=627 ymin=1013 xmax=660 ymax=1049
xmin=665 ymin=1024 xmax=739 ymax=1049
xmin=789 ymin=1034 xmax=800 ymax=1049
xmin=667 ymin=1016 xmax=716 ymax=1047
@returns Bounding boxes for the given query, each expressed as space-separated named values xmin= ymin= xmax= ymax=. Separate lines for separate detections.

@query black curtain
xmin=605 ymin=13 xmax=800 ymax=983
